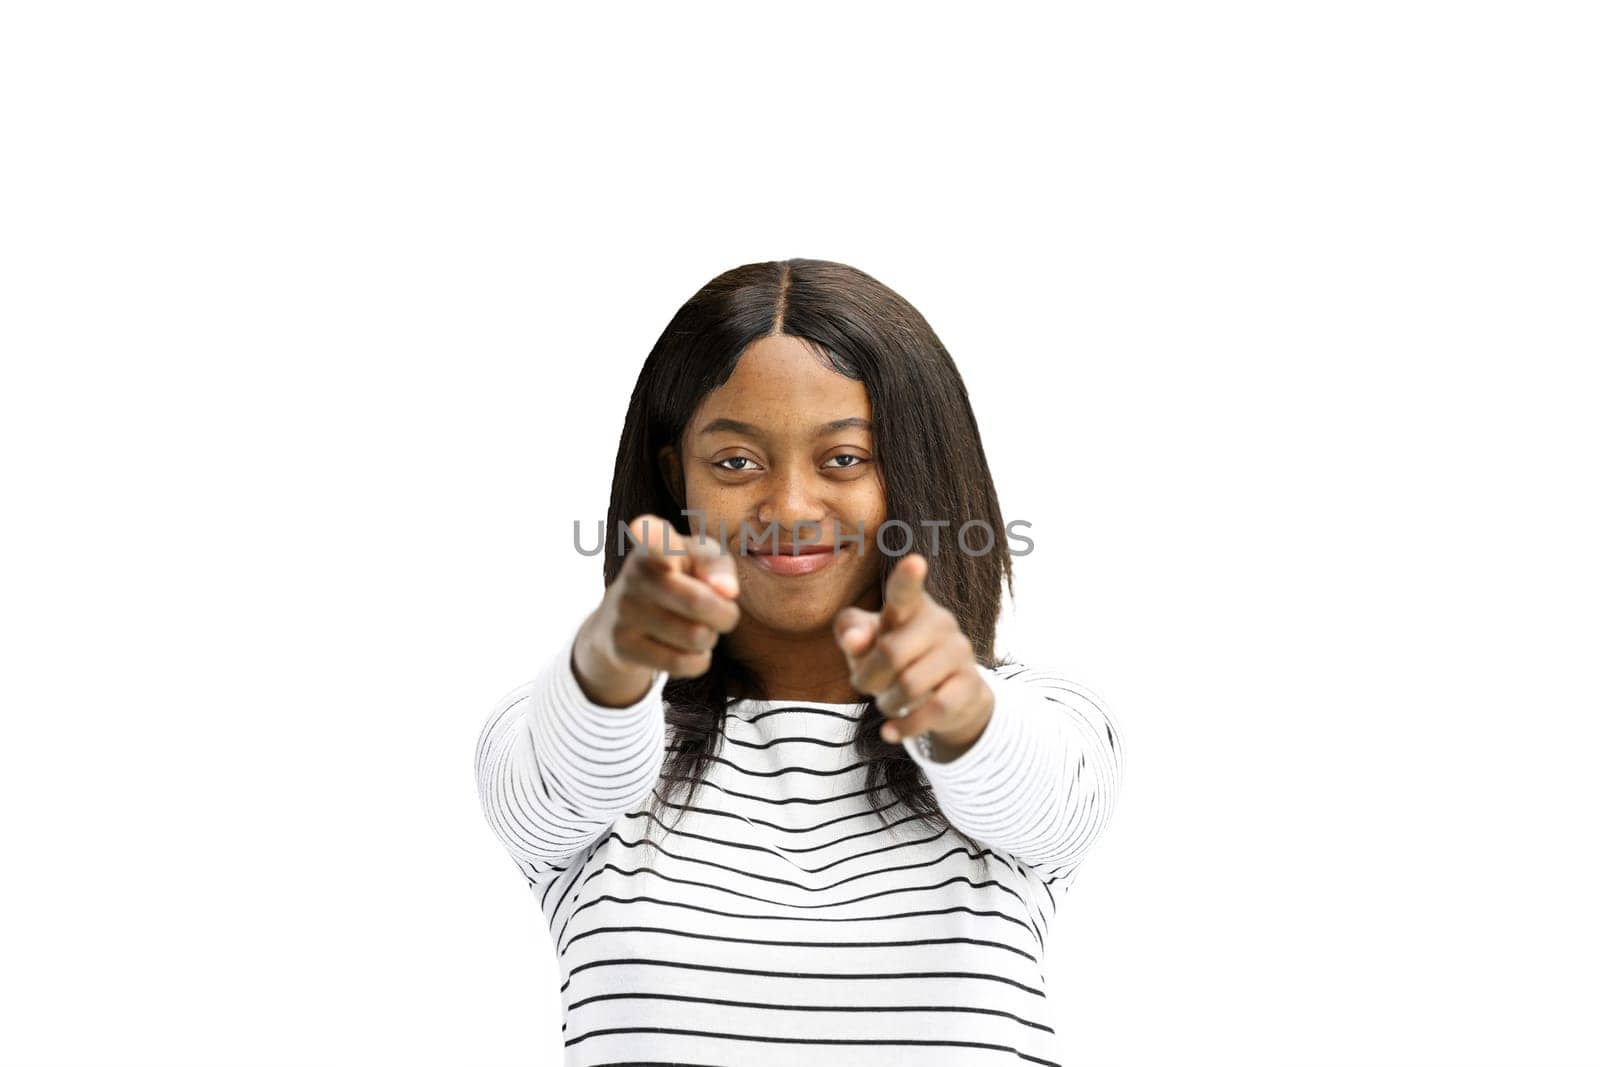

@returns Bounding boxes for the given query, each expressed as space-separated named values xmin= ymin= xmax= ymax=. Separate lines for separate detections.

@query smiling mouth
xmin=751 ymin=543 xmax=836 ymax=556
xmin=743 ymin=542 xmax=843 ymax=575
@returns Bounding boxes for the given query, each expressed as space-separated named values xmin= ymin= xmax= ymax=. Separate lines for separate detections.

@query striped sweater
xmin=475 ymin=620 xmax=1125 ymax=1066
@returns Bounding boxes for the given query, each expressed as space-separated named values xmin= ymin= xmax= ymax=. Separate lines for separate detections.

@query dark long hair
xmin=602 ymin=258 xmax=1015 ymax=865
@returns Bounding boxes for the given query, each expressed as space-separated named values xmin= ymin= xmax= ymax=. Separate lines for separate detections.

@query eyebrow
xmin=698 ymin=416 xmax=872 ymax=437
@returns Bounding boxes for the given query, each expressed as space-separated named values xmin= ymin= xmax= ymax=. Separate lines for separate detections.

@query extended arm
xmin=905 ymin=663 xmax=1124 ymax=875
xmin=473 ymin=621 xmax=668 ymax=886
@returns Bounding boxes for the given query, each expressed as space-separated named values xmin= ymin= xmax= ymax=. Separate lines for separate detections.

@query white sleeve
xmin=905 ymin=662 xmax=1125 ymax=877
xmin=473 ymin=619 xmax=670 ymax=887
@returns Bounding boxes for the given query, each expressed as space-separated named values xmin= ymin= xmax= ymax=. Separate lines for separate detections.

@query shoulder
xmin=980 ymin=660 xmax=1120 ymax=740
xmin=982 ymin=660 xmax=1109 ymax=709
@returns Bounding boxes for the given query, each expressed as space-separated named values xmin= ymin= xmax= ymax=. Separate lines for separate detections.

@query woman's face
xmin=662 ymin=335 xmax=888 ymax=637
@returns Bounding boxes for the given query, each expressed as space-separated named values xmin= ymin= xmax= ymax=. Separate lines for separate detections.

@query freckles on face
xmin=675 ymin=335 xmax=887 ymax=633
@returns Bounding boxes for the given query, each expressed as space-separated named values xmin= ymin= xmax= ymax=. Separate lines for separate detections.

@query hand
xmin=832 ymin=553 xmax=995 ymax=757
xmin=573 ymin=513 xmax=741 ymax=706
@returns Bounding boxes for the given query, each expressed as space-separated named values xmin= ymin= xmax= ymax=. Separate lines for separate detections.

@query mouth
xmin=743 ymin=542 xmax=842 ymax=577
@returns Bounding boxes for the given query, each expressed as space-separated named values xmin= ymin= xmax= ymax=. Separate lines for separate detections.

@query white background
xmin=2 ymin=3 xmax=1596 ymax=1065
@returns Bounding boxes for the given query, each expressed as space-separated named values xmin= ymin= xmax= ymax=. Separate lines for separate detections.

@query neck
xmin=725 ymin=627 xmax=858 ymax=702
xmin=724 ymin=588 xmax=883 ymax=703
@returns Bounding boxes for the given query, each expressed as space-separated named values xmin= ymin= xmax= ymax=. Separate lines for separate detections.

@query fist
xmin=574 ymin=513 xmax=741 ymax=705
xmin=833 ymin=553 xmax=994 ymax=754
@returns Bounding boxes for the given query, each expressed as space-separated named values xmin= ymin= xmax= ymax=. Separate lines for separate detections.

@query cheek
xmin=844 ymin=507 xmax=888 ymax=576
xmin=853 ymin=495 xmax=889 ymax=554
xmin=843 ymin=478 xmax=888 ymax=530
xmin=680 ymin=478 xmax=741 ymax=533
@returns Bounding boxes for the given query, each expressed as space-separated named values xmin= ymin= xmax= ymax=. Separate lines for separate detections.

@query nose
xmin=755 ymin=464 xmax=829 ymax=535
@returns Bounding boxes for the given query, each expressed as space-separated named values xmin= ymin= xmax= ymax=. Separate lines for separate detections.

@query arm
xmin=475 ymin=514 xmax=738 ymax=888
xmin=904 ymin=662 xmax=1125 ymax=876
xmin=474 ymin=619 xmax=669 ymax=887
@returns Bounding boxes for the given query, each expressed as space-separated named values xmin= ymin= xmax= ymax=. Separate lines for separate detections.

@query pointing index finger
xmin=627 ymin=514 xmax=682 ymax=562
xmin=686 ymin=530 xmax=739 ymax=599
xmin=881 ymin=553 xmax=928 ymax=631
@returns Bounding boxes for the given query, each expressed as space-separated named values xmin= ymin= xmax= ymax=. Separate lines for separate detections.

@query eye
xmin=823 ymin=454 xmax=868 ymax=469
xmin=712 ymin=456 xmax=760 ymax=472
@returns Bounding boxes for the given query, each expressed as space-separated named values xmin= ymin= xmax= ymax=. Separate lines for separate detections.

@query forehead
xmin=694 ymin=335 xmax=870 ymax=430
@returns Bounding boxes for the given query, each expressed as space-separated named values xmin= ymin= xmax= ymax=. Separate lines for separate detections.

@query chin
xmin=743 ymin=593 xmax=846 ymax=636
xmin=732 ymin=555 xmax=877 ymax=635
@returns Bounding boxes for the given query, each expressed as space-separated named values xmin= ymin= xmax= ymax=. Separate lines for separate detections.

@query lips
xmin=743 ymin=541 xmax=842 ymax=576
xmin=752 ymin=543 xmax=835 ymax=556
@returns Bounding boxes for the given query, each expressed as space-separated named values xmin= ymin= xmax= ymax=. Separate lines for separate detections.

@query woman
xmin=475 ymin=258 xmax=1124 ymax=1066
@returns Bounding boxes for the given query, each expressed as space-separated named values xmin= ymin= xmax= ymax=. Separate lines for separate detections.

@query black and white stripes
xmin=475 ymin=622 xmax=670 ymax=889
xmin=475 ymin=622 xmax=1124 ymax=1066
xmin=905 ymin=664 xmax=1125 ymax=885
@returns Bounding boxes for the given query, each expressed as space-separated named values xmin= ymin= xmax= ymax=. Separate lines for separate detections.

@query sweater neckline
xmin=729 ymin=696 xmax=872 ymax=710
xmin=723 ymin=695 xmax=875 ymax=736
